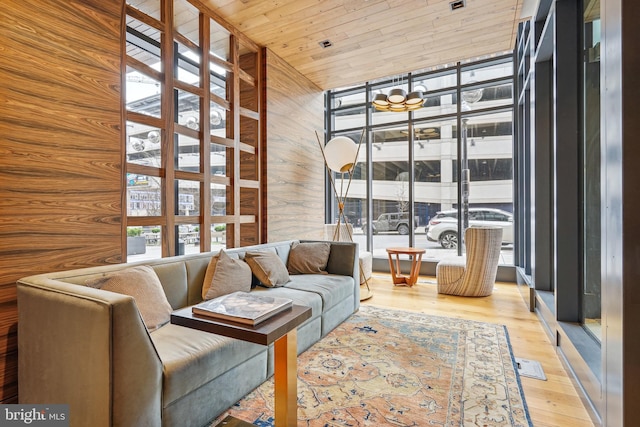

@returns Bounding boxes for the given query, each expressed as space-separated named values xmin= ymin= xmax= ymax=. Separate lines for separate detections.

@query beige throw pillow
xmin=202 ymin=250 xmax=252 ymax=300
xmin=85 ymin=266 xmax=172 ymax=331
xmin=287 ymin=241 xmax=331 ymax=275
xmin=244 ymin=251 xmax=290 ymax=287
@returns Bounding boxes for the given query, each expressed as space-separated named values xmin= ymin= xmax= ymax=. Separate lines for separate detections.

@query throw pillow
xmin=287 ymin=241 xmax=331 ymax=275
xmin=244 ymin=251 xmax=290 ymax=287
xmin=202 ymin=250 xmax=252 ymax=300
xmin=85 ymin=266 xmax=172 ymax=331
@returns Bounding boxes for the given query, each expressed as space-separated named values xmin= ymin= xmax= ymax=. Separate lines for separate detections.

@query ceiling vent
xmin=318 ymin=39 xmax=333 ymax=49
xmin=450 ymin=0 xmax=465 ymax=11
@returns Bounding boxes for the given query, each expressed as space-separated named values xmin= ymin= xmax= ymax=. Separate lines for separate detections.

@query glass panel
xmin=126 ymin=66 xmax=162 ymax=118
xmin=126 ymin=121 xmax=161 ymax=167
xmin=582 ymin=5 xmax=601 ymax=343
xmin=176 ymin=89 xmax=200 ymax=130
xmin=210 ymin=102 xmax=227 ymax=136
xmin=210 ymin=183 xmax=226 ymax=215
xmin=461 ymin=82 xmax=513 ymax=111
xmin=349 ymin=134 xmax=368 ymax=251
xmin=126 ymin=0 xmax=160 ymax=21
xmin=127 ymin=225 xmax=162 ymax=262
xmin=127 ymin=174 xmax=162 ymax=216
xmin=417 ymin=119 xmax=458 ymax=259
xmin=176 ymin=133 xmax=200 ymax=172
xmin=334 ymin=105 xmax=366 ymax=131
xmin=210 ymin=143 xmax=226 ymax=176
xmin=456 ymin=111 xmax=514 ymax=264
xmin=333 ymin=90 xmax=366 ymax=109
xmin=369 ymin=126 xmax=411 ymax=257
xmin=176 ymin=42 xmax=200 ymax=86
xmin=210 ymin=19 xmax=231 ymax=62
xmin=461 ymin=60 xmax=513 ymax=84
xmin=177 ymin=180 xmax=199 ymax=216
xmin=125 ymin=17 xmax=161 ymax=68
xmin=174 ymin=0 xmax=200 ymax=46
xmin=412 ymin=91 xmax=458 ymax=120
xmin=178 ymin=224 xmax=200 ymax=255
xmin=211 ymin=223 xmax=227 ymax=249
xmin=208 ymin=17 xmax=230 ymax=98
xmin=326 ymin=131 xmax=367 ymax=250
xmin=413 ymin=70 xmax=457 ymax=92
xmin=210 ymin=69 xmax=228 ymax=102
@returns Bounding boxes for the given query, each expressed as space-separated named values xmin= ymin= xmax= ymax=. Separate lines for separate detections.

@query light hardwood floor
xmin=360 ymin=273 xmax=596 ymax=427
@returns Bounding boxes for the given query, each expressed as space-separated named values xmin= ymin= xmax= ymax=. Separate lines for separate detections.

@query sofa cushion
xmin=151 ymin=324 xmax=265 ymax=406
xmin=284 ymin=274 xmax=354 ymax=312
xmin=85 ymin=266 xmax=172 ymax=331
xmin=244 ymin=251 xmax=290 ymax=287
xmin=287 ymin=241 xmax=331 ymax=275
xmin=202 ymin=250 xmax=252 ymax=300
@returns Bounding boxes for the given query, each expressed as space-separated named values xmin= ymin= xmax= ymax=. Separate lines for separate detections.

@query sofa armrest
xmin=17 ymin=276 xmax=163 ymax=427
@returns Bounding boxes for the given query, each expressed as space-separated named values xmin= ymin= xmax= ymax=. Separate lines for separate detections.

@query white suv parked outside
xmin=426 ymin=208 xmax=514 ymax=249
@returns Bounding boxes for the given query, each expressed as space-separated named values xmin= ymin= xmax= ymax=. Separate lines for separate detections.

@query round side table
xmin=385 ymin=247 xmax=426 ymax=287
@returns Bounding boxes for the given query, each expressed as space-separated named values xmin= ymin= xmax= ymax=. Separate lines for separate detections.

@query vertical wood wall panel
xmin=264 ymin=49 xmax=325 ymax=242
xmin=0 ymin=0 xmax=123 ymax=402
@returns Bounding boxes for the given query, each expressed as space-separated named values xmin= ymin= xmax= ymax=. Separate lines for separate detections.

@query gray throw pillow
xmin=244 ymin=251 xmax=291 ymax=287
xmin=202 ymin=250 xmax=252 ymax=300
xmin=85 ymin=266 xmax=172 ymax=331
xmin=287 ymin=241 xmax=331 ymax=275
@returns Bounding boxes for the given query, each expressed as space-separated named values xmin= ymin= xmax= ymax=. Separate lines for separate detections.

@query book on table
xmin=192 ymin=291 xmax=293 ymax=326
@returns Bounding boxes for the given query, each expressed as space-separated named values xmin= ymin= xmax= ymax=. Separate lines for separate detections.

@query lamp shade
xmin=324 ymin=136 xmax=358 ymax=173
xmin=372 ymin=93 xmax=389 ymax=107
xmin=406 ymin=91 xmax=424 ymax=105
xmin=147 ymin=130 xmax=160 ymax=144
xmin=387 ymin=88 xmax=406 ymax=103
xmin=461 ymin=87 xmax=483 ymax=104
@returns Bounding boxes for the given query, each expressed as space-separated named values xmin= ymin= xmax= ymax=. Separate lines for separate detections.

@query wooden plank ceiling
xmin=202 ymin=0 xmax=524 ymax=90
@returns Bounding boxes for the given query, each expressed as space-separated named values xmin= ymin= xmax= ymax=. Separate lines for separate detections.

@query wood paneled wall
xmin=0 ymin=0 xmax=124 ymax=402
xmin=0 ymin=0 xmax=325 ymax=404
xmin=263 ymin=49 xmax=325 ymax=242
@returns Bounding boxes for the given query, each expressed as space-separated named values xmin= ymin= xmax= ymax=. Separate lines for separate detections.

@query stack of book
xmin=192 ymin=291 xmax=293 ymax=326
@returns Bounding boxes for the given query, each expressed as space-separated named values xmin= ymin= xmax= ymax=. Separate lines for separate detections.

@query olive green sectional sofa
xmin=17 ymin=240 xmax=359 ymax=427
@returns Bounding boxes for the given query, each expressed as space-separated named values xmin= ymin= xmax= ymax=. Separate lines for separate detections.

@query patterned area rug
xmin=218 ymin=305 xmax=532 ymax=426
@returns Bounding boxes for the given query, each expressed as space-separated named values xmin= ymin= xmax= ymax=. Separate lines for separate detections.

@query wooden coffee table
xmin=171 ymin=304 xmax=312 ymax=427
xmin=386 ymin=247 xmax=426 ymax=287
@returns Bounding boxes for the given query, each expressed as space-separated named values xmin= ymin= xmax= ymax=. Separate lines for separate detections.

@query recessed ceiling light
xmin=318 ymin=39 xmax=333 ymax=49
xmin=450 ymin=0 xmax=465 ymax=11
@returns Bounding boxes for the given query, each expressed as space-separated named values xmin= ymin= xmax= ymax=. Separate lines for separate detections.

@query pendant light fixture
xmin=372 ymin=75 xmax=425 ymax=112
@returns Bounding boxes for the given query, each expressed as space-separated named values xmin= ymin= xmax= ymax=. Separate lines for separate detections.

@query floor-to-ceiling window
xmin=513 ymin=0 xmax=603 ymax=420
xmin=326 ymin=56 xmax=514 ymax=264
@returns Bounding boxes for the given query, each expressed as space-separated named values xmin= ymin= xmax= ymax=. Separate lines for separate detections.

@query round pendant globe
xmin=324 ymin=136 xmax=358 ymax=173
xmin=461 ymin=87 xmax=484 ymax=104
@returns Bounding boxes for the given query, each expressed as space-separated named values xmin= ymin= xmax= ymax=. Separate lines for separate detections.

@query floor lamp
xmin=316 ymin=131 xmax=373 ymax=300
